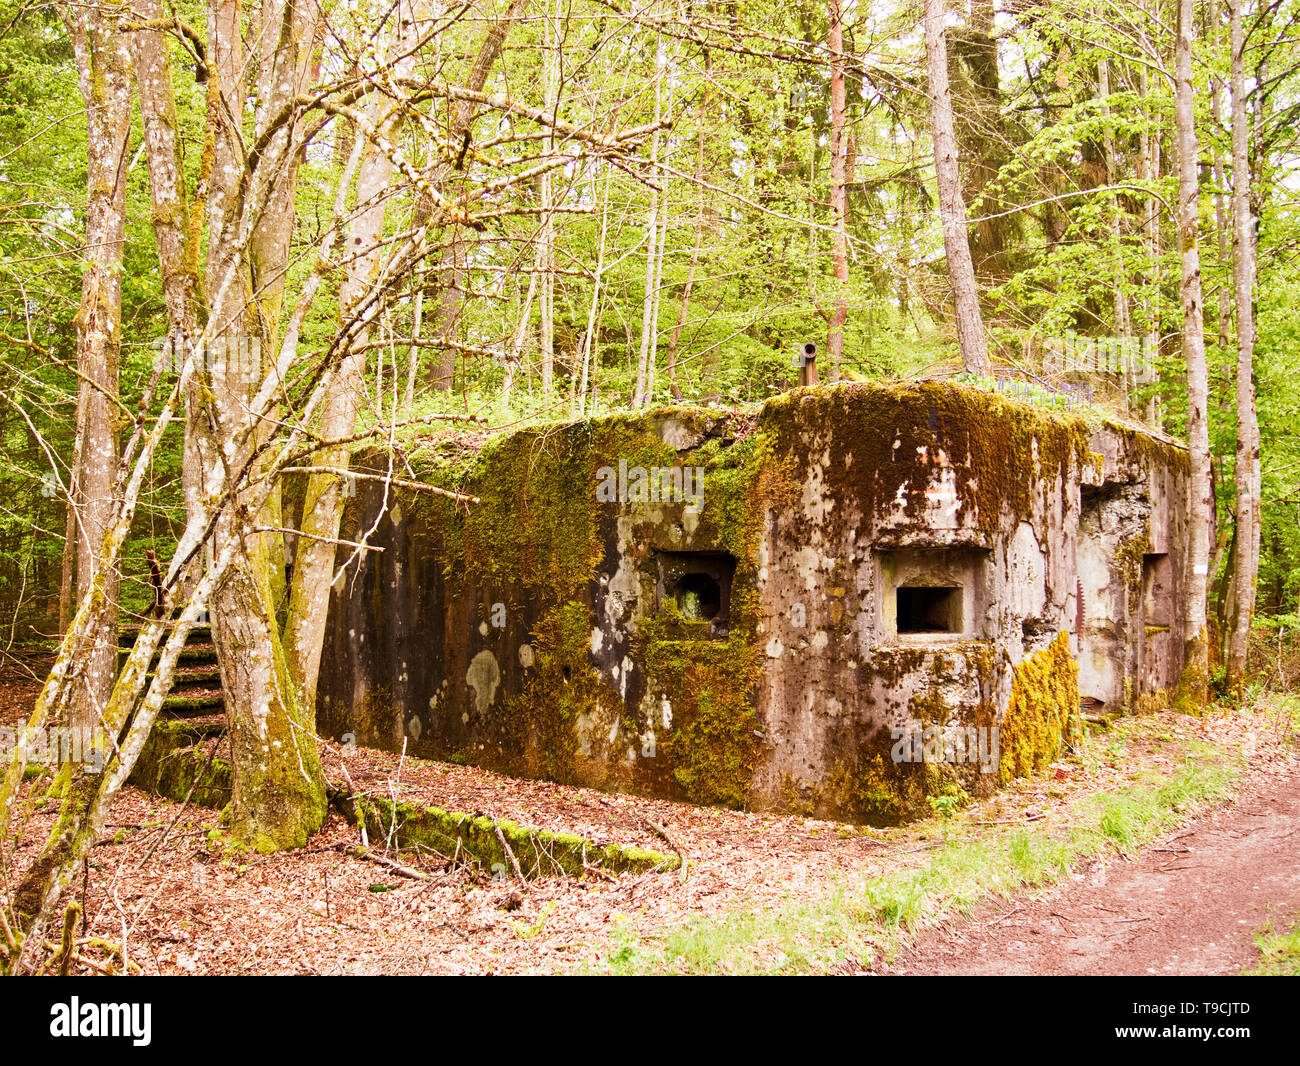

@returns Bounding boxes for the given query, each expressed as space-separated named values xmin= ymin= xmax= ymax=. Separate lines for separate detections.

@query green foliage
xmin=951 ymin=371 xmax=1094 ymax=413
xmin=4 ymin=0 xmax=1300 ymax=658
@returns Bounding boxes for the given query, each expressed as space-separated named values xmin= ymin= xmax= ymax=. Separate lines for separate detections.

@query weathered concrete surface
xmin=317 ymin=382 xmax=1190 ymax=823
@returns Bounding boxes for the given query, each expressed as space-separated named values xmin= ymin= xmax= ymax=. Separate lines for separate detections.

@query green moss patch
xmin=824 ymin=750 xmax=969 ymax=827
xmin=638 ymin=604 xmax=763 ymax=809
xmin=495 ymin=600 xmax=621 ymax=783
xmin=756 ymin=381 xmax=1093 ymax=534
xmin=127 ymin=720 xmax=232 ymax=809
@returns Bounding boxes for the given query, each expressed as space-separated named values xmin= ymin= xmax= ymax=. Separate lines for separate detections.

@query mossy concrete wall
xmin=316 ymin=382 xmax=1189 ymax=824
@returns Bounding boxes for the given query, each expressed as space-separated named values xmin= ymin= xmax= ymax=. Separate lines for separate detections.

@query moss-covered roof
xmin=360 ymin=379 xmax=1186 ymax=505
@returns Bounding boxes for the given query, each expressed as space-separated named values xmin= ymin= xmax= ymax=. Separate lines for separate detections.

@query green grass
xmin=582 ymin=724 xmax=1238 ymax=975
xmin=1242 ymin=918 xmax=1300 ymax=976
xmin=600 ymin=889 xmax=882 ymax=976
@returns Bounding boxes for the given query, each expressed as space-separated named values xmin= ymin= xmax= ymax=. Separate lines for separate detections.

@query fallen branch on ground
xmin=338 ymin=844 xmax=431 ymax=880
xmin=493 ymin=817 xmax=529 ymax=886
xmin=641 ymin=816 xmax=688 ymax=882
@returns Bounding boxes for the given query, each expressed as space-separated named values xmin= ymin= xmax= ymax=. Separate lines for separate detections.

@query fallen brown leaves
xmin=2 ymin=665 xmax=1295 ymax=975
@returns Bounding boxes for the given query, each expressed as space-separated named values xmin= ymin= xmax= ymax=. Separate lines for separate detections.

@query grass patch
xmin=584 ymin=718 xmax=1239 ymax=975
xmin=600 ymin=889 xmax=882 ymax=976
xmin=1242 ymin=917 xmax=1300 ymax=976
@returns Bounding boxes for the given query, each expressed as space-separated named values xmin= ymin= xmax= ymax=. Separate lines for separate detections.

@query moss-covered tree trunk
xmin=212 ymin=536 xmax=327 ymax=852
xmin=129 ymin=2 xmax=204 ymax=598
xmin=200 ymin=0 xmax=329 ymax=851
xmin=65 ymin=6 xmax=132 ymax=732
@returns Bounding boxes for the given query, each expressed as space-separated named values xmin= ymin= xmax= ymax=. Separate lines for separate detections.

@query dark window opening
xmin=675 ymin=572 xmax=721 ymax=620
xmin=897 ymin=586 xmax=962 ymax=634
xmin=655 ymin=550 xmax=737 ymax=638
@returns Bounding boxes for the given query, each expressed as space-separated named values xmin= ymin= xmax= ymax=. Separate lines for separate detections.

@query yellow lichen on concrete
xmin=997 ymin=631 xmax=1079 ymax=785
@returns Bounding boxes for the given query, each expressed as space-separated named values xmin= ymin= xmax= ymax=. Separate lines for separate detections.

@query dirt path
xmin=889 ymin=765 xmax=1300 ymax=975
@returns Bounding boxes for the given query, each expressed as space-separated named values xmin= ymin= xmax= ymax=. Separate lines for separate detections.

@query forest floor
xmin=2 ymin=661 xmax=1298 ymax=975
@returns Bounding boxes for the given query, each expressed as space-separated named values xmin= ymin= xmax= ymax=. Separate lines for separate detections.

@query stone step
xmin=158 ymin=665 xmax=221 ymax=686
xmin=118 ymin=643 xmax=217 ymax=668
xmin=118 ymin=623 xmax=212 ymax=649
xmin=161 ymin=690 xmax=224 ymax=717
xmin=114 ymin=623 xmax=227 ymax=719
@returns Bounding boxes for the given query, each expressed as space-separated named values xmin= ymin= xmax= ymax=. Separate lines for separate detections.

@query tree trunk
xmin=66 ymin=6 xmax=133 ymax=732
xmin=129 ymin=3 xmax=203 ymax=593
xmin=923 ymin=0 xmax=990 ymax=374
xmin=1226 ymin=0 xmax=1261 ymax=692
xmin=645 ymin=114 xmax=672 ymax=405
xmin=539 ymin=174 xmax=556 ymax=395
xmin=249 ymin=0 xmax=319 ymax=613
xmin=1137 ymin=65 xmax=1163 ymax=424
xmin=213 ymin=538 xmax=327 ymax=851
xmin=202 ymin=0 xmax=328 ymax=851
xmin=250 ymin=0 xmax=318 ymax=346
xmin=1174 ymin=0 xmax=1213 ymax=708
xmin=432 ymin=237 xmax=464 ymax=391
xmin=827 ymin=0 xmax=849 ymax=378
xmin=284 ymin=5 xmax=415 ymax=721
xmin=1098 ymin=59 xmax=1132 ymax=342
xmin=58 ymin=401 xmax=83 ymax=637
xmin=667 ymin=131 xmax=704 ymax=403
xmin=539 ymin=0 xmax=560 ymax=394
xmin=504 ymin=270 xmax=539 ymax=408
xmin=634 ymin=44 xmax=664 ymax=407
xmin=1207 ymin=0 xmax=1232 ymax=357
xmin=579 ymin=163 xmax=614 ymax=414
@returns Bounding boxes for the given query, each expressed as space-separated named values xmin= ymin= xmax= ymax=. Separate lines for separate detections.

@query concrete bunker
xmin=318 ymin=381 xmax=1191 ymax=825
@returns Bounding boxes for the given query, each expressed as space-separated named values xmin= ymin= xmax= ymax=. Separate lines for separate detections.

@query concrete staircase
xmin=118 ymin=622 xmax=224 ymax=718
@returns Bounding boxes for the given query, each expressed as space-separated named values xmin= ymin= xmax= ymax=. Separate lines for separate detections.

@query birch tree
xmin=1227 ymin=0 xmax=1261 ymax=691
xmin=1174 ymin=0 xmax=1212 ymax=705
xmin=924 ymin=0 xmax=990 ymax=374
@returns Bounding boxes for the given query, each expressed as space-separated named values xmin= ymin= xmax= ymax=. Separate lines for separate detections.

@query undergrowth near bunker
xmin=586 ymin=709 xmax=1241 ymax=975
